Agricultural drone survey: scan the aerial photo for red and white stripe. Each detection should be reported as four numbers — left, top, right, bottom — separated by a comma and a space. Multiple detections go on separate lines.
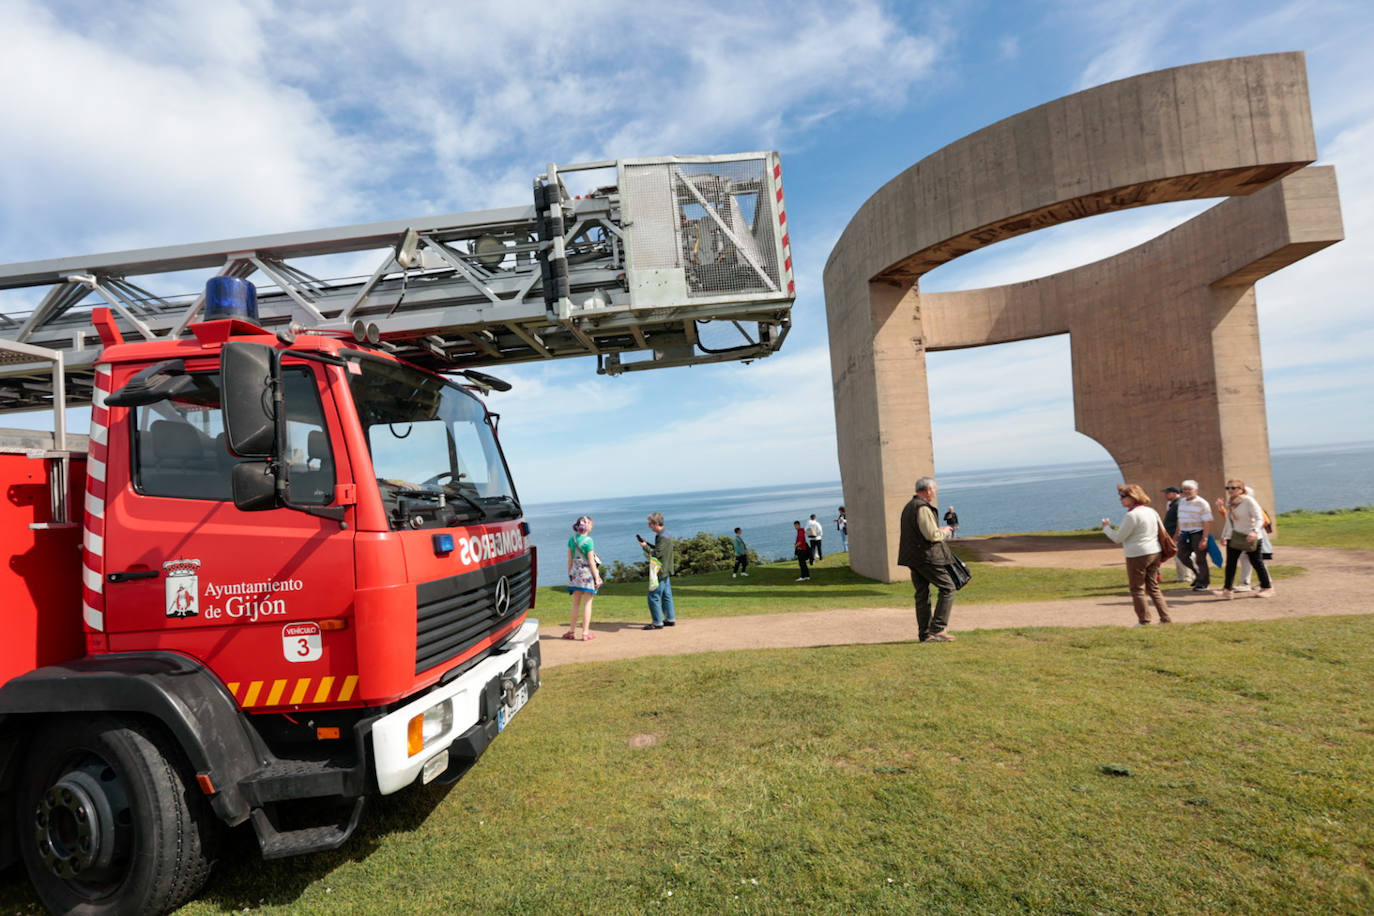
82, 363, 112, 632
772, 157, 795, 297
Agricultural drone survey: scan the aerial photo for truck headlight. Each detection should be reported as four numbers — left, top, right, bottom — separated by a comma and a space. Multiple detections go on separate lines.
407, 700, 453, 756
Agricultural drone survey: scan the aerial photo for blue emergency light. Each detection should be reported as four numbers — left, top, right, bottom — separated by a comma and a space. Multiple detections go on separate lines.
204, 276, 259, 323
432, 533, 455, 556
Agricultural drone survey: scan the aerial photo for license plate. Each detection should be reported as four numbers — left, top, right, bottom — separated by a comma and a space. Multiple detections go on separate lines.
497, 683, 528, 732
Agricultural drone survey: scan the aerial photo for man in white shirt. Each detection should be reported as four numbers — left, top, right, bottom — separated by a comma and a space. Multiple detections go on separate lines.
1173, 479, 1213, 591
806, 514, 824, 561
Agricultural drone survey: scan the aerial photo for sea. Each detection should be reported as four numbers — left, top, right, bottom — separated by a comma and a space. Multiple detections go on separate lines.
522, 442, 1374, 586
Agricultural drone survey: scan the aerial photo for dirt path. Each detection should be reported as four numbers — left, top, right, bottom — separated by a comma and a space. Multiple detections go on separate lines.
536, 541, 1374, 669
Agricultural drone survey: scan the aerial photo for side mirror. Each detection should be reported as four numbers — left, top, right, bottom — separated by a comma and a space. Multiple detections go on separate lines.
221, 342, 277, 457
231, 462, 279, 511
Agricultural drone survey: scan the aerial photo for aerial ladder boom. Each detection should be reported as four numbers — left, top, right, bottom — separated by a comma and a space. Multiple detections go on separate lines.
0, 152, 795, 411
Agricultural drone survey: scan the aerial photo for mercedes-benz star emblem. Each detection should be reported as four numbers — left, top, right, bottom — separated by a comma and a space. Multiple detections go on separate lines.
494, 575, 511, 617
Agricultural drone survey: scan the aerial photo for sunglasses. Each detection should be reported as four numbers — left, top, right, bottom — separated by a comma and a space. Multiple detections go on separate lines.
1225, 486, 1242, 490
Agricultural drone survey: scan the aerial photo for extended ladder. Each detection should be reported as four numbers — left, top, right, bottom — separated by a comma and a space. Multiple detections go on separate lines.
0, 152, 794, 411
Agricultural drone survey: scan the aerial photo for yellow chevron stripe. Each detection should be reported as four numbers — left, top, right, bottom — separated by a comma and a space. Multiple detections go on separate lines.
289, 679, 311, 705
231, 675, 364, 707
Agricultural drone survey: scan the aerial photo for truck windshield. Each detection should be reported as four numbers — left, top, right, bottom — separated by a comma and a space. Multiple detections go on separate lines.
346, 355, 520, 530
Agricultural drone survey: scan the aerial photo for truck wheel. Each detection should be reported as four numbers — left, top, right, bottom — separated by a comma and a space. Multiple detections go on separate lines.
17, 715, 218, 916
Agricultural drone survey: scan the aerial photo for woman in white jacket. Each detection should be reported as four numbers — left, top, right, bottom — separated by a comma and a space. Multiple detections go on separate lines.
1101, 483, 1172, 626
1214, 479, 1274, 599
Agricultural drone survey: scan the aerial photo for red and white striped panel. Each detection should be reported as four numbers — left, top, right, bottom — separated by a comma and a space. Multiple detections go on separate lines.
772, 157, 795, 298
82, 363, 112, 632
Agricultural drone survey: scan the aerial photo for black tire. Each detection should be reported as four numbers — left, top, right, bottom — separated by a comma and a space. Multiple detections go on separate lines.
17, 715, 218, 916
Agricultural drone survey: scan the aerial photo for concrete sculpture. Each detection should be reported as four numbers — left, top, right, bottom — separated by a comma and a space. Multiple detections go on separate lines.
824, 52, 1343, 581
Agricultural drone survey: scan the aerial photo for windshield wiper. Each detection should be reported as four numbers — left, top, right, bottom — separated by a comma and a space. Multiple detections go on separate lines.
441, 485, 488, 520
481, 493, 522, 516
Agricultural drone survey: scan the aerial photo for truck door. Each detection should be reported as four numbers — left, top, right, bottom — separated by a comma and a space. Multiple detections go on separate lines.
102, 363, 357, 698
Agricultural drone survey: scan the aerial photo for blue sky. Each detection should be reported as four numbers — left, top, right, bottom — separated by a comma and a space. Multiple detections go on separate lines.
1, 0, 1370, 503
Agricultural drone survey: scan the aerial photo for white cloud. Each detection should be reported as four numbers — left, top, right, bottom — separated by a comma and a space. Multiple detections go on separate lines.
497, 345, 839, 501
228, 0, 947, 214
0, 0, 364, 261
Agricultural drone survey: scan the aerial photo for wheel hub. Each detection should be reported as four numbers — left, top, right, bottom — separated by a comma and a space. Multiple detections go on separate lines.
33, 766, 125, 881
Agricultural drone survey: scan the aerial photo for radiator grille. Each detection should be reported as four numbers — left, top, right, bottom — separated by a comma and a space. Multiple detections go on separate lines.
415, 553, 533, 674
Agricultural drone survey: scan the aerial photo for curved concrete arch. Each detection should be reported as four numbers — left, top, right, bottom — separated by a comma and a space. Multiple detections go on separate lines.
823, 52, 1343, 582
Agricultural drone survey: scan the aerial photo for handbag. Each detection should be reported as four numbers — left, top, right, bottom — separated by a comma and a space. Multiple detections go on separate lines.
1157, 522, 1177, 561
946, 554, 972, 590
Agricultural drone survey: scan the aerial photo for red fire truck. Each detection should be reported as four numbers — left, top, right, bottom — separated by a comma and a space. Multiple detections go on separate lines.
0, 152, 795, 914
0, 288, 541, 914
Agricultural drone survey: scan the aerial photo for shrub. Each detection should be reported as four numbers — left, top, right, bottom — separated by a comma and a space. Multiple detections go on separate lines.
607, 559, 648, 583
606, 531, 763, 583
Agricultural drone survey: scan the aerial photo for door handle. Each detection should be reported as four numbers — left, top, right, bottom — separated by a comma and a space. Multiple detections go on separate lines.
107, 569, 160, 583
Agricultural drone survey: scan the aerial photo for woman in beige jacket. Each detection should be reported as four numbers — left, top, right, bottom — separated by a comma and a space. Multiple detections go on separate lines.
1214, 478, 1274, 599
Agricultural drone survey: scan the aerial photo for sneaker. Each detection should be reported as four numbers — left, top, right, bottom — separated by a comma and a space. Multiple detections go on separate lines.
732, 573, 737, 578
641, 624, 663, 630
1190, 584, 1210, 592
663, 620, 676, 627
1133, 621, 1152, 627
926, 632, 956, 642
741, 572, 748, 577
1213, 589, 1233, 599
1233, 585, 1252, 592
1257, 588, 1276, 599
795, 576, 809, 581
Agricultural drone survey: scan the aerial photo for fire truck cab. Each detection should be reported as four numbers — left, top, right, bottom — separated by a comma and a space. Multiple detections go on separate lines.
0, 292, 540, 915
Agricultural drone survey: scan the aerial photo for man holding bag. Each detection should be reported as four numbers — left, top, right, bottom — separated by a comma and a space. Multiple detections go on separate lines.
897, 477, 958, 643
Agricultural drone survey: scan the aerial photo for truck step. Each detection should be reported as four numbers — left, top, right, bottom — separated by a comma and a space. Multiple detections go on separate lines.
250, 799, 365, 859
241, 757, 362, 806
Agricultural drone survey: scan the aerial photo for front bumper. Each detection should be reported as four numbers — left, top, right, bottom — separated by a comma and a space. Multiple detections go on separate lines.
370, 618, 540, 795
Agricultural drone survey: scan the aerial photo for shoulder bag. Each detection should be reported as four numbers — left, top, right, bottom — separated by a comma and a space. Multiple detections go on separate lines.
946, 554, 973, 590
1157, 521, 1177, 561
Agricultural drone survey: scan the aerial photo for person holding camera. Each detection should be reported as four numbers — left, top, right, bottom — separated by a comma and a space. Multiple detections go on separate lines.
897, 477, 958, 642
638, 512, 677, 630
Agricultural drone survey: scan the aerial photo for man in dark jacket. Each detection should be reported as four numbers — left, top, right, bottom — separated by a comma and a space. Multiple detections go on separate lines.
897, 477, 958, 642
1160, 485, 1192, 584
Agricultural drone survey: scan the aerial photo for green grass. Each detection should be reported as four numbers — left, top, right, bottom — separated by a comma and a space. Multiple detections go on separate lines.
543, 551, 1303, 623
5, 616, 1344, 915
1273, 506, 1374, 551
